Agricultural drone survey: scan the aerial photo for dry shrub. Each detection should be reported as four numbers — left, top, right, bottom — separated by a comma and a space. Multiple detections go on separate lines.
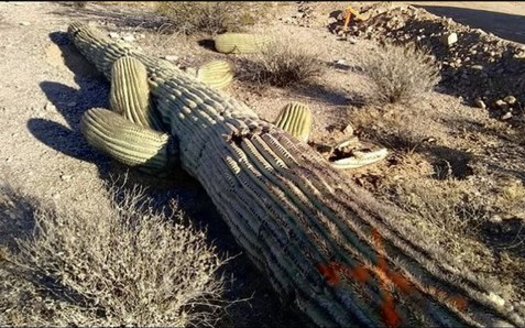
238, 37, 323, 87
0, 182, 227, 327
355, 42, 440, 105
155, 2, 255, 35
349, 105, 441, 152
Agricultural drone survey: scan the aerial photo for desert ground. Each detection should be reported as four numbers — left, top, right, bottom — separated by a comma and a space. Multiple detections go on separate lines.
1, 1, 525, 327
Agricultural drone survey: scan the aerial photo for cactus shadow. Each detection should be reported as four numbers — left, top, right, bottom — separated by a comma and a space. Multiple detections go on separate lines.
197, 38, 216, 52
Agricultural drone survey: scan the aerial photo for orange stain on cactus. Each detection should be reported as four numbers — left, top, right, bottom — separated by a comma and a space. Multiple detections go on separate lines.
450, 295, 469, 312
316, 262, 341, 286
349, 265, 371, 284
315, 228, 469, 327
382, 293, 402, 328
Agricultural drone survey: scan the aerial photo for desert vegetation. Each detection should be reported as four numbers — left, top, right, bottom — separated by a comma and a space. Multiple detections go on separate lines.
236, 36, 324, 87
0, 180, 228, 327
354, 42, 440, 106
1, 1, 525, 327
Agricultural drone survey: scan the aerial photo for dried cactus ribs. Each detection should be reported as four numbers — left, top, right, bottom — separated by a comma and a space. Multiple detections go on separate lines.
68, 22, 525, 328
213, 32, 270, 54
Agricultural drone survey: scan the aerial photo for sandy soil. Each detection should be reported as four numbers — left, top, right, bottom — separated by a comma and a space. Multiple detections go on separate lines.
1, 1, 524, 326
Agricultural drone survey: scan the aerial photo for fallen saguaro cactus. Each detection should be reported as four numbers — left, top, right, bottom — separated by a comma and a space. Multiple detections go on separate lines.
68, 22, 525, 328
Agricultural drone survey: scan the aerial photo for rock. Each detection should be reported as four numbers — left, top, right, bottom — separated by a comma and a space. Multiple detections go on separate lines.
19, 21, 30, 26
336, 59, 347, 66
440, 32, 458, 46
501, 112, 513, 120
495, 99, 508, 109
122, 34, 135, 42
342, 124, 354, 135
474, 98, 486, 109
503, 95, 516, 105
60, 174, 72, 181
109, 32, 120, 39
471, 65, 483, 71
347, 36, 358, 44
163, 55, 179, 62
44, 101, 56, 111
327, 17, 338, 25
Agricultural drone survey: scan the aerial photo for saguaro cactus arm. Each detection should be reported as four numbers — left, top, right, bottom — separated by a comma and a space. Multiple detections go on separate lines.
69, 22, 524, 328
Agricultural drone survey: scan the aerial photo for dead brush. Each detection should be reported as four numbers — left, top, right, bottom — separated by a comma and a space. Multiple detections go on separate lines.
354, 42, 440, 106
237, 36, 324, 88
0, 182, 228, 327
155, 2, 253, 35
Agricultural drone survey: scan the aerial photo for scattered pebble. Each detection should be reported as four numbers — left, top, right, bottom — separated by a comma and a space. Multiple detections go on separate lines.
19, 21, 30, 26
441, 32, 458, 46
67, 101, 77, 107
503, 95, 516, 105
60, 174, 72, 181
109, 32, 119, 39
342, 124, 354, 135
163, 55, 179, 62
44, 101, 56, 111
121, 34, 135, 42
495, 99, 508, 109
501, 112, 513, 120
474, 98, 486, 109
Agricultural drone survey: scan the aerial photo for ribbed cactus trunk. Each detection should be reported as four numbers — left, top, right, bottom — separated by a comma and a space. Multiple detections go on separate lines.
68, 23, 524, 328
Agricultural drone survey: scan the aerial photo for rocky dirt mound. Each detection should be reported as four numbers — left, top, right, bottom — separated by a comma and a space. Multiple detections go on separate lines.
331, 4, 525, 122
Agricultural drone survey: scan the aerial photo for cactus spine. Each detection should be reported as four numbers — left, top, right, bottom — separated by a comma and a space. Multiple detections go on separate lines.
274, 102, 313, 143
110, 56, 164, 131
68, 22, 524, 328
81, 108, 174, 174
214, 33, 270, 54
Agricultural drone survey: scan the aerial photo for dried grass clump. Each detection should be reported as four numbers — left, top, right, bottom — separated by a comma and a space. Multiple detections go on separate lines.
238, 37, 323, 88
0, 182, 227, 327
155, 2, 255, 35
355, 42, 440, 105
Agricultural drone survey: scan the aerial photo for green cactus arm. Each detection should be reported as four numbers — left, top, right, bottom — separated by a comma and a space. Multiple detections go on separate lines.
81, 107, 176, 174
196, 60, 234, 90
68, 22, 524, 328
274, 102, 313, 143
110, 56, 165, 131
213, 33, 270, 54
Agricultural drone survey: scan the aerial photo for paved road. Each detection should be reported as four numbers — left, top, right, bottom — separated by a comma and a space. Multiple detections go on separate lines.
408, 1, 525, 44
